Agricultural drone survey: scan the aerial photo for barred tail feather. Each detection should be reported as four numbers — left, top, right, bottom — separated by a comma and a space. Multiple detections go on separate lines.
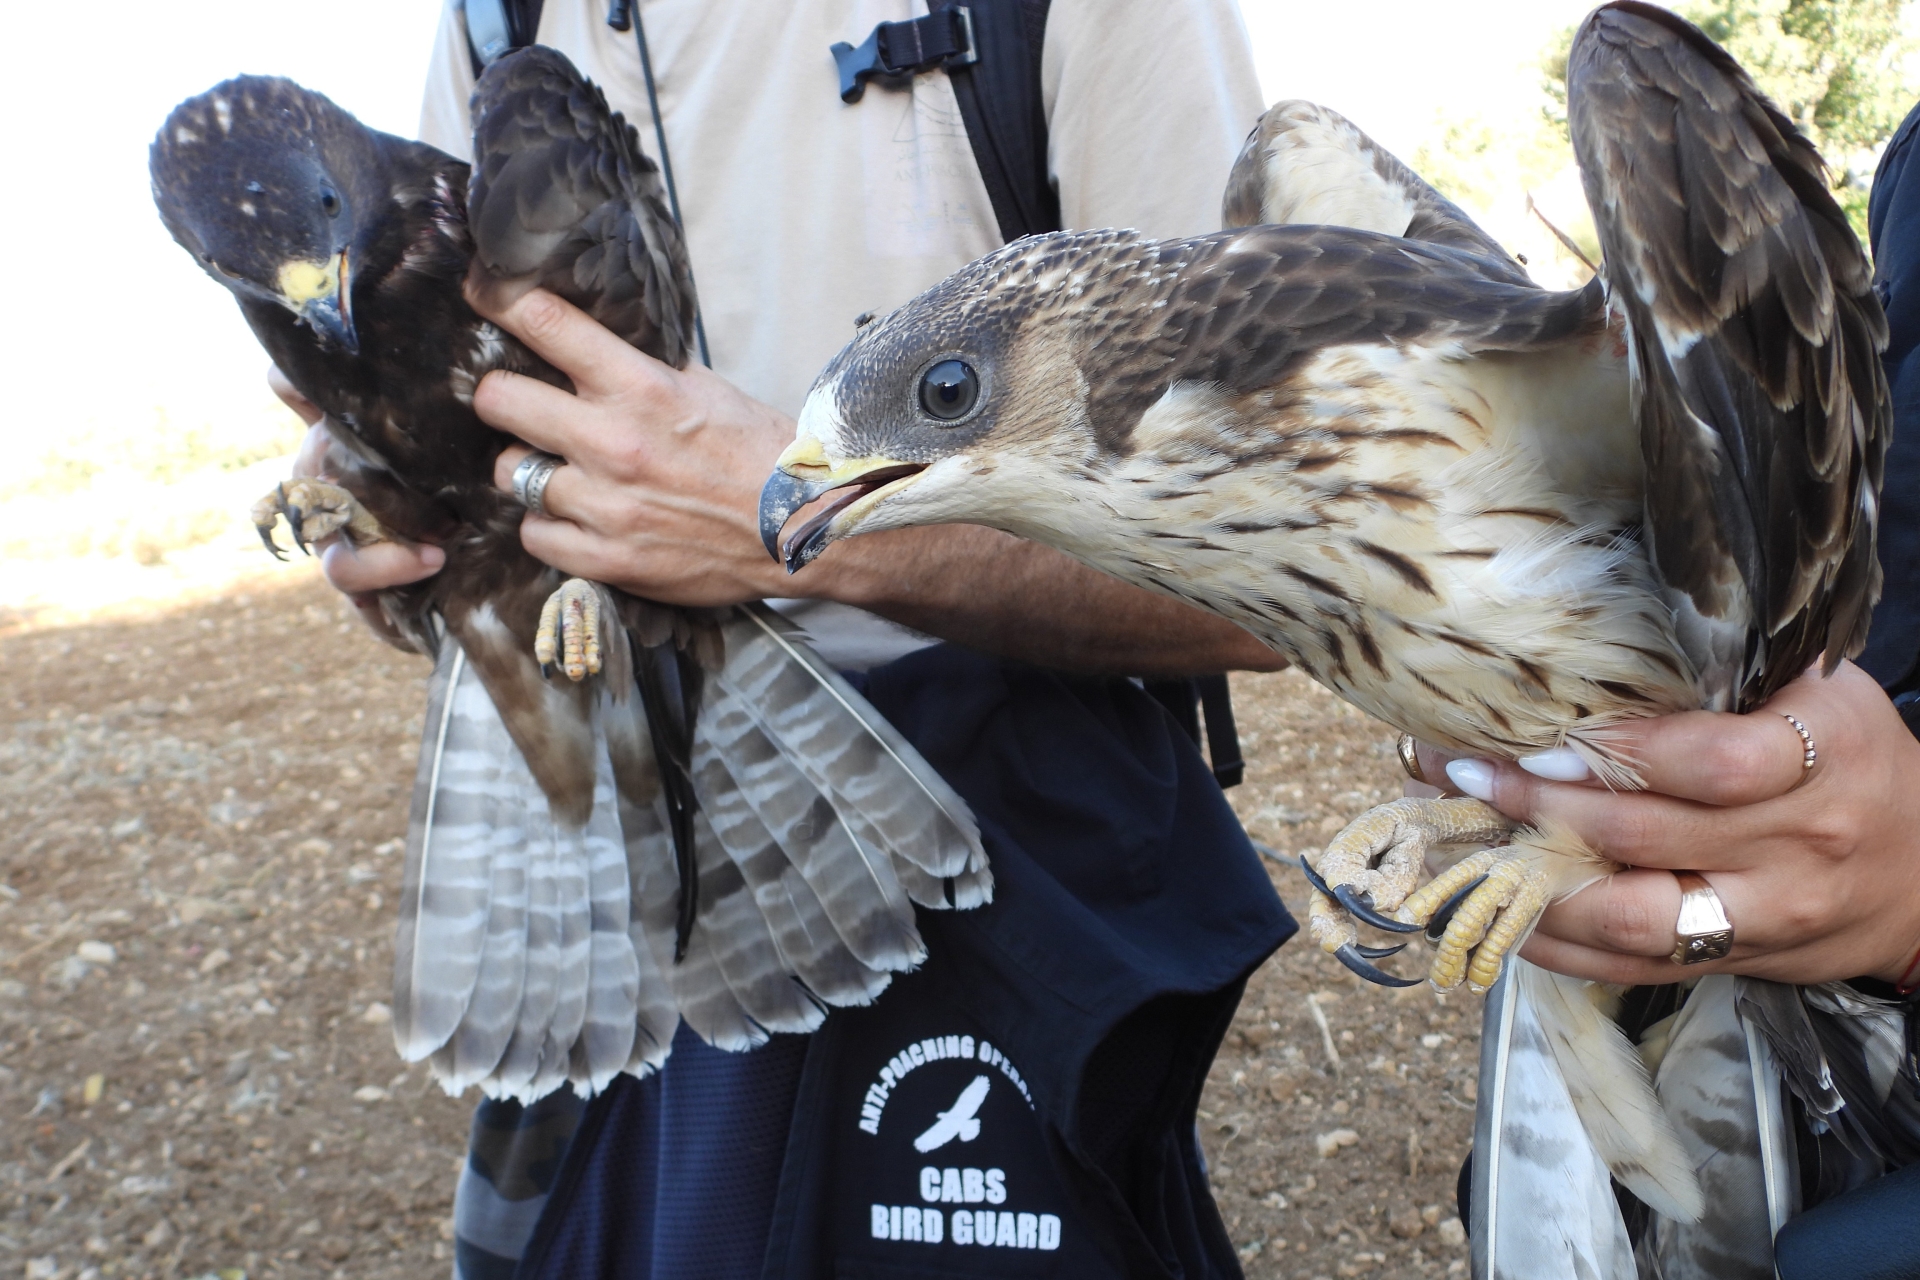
606, 690, 680, 1075
1519, 962, 1703, 1223
571, 712, 641, 1094
490, 826, 561, 1101
393, 643, 493, 1060
1647, 975, 1776, 1276
392, 601, 990, 1100
1476, 959, 1636, 1280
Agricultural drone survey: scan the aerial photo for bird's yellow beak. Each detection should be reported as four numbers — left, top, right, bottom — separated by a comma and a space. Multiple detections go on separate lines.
758, 436, 925, 573
277, 248, 356, 351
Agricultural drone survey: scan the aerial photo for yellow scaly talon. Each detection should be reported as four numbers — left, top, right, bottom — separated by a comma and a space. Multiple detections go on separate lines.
535, 578, 607, 682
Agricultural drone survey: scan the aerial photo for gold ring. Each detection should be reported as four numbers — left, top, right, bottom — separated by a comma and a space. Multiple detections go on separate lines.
1779, 712, 1816, 772
1395, 733, 1427, 785
1671, 871, 1734, 965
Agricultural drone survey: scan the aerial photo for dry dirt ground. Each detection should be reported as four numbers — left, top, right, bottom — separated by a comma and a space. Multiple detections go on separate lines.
1, 570, 1476, 1280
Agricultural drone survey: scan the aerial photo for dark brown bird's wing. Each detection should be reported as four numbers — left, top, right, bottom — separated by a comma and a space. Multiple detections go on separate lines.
465, 45, 696, 367
1568, 1, 1888, 709
1223, 99, 1534, 287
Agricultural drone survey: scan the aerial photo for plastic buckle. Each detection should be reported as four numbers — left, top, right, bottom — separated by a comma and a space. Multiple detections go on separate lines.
832, 7, 977, 104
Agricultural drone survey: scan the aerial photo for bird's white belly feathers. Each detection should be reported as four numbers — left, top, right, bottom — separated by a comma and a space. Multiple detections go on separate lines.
998, 338, 1698, 759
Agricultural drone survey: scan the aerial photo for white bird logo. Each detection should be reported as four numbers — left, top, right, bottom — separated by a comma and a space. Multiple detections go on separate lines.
913, 1075, 991, 1152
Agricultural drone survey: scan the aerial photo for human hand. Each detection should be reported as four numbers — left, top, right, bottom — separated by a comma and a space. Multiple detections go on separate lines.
271, 365, 444, 641
1426, 662, 1920, 987
462, 289, 1287, 673
469, 288, 797, 607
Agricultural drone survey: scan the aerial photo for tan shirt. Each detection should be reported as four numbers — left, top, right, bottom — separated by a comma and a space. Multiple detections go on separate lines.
421, 0, 1262, 414
419, 0, 1264, 664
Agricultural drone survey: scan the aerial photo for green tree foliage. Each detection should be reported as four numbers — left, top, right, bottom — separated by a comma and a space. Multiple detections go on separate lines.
1542, 1, 1916, 236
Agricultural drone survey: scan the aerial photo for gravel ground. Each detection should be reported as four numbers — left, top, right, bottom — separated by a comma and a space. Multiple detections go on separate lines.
1, 571, 1475, 1280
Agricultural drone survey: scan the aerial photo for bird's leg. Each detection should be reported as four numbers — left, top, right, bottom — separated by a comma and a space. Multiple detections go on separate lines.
250, 479, 386, 559
535, 579, 613, 682
1304, 797, 1514, 987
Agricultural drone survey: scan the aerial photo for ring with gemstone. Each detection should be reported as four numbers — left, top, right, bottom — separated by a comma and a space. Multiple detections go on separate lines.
1670, 871, 1734, 965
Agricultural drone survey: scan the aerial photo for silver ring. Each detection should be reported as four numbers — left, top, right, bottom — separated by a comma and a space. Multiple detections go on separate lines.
1671, 871, 1734, 965
511, 451, 565, 517
1779, 712, 1817, 773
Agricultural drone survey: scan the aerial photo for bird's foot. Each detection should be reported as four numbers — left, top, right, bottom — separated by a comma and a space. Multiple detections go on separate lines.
1394, 842, 1559, 993
1303, 797, 1515, 988
250, 479, 385, 559
536, 578, 612, 682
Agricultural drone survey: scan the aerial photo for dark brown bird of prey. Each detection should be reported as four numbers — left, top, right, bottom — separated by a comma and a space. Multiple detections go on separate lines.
152, 47, 987, 1104
762, 3, 1902, 1264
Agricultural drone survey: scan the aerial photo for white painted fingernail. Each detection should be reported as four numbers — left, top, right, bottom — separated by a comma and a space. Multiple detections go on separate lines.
1517, 747, 1592, 782
1445, 758, 1495, 800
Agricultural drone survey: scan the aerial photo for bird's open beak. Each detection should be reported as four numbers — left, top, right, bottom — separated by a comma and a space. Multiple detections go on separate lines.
758, 436, 925, 574
277, 248, 356, 352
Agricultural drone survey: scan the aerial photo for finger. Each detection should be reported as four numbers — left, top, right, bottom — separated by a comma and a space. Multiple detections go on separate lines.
1577, 706, 1812, 805
515, 511, 631, 587
465, 286, 659, 401
291, 422, 335, 480
1452, 759, 1776, 870
471, 363, 602, 458
1531, 867, 1686, 958
1516, 931, 1711, 986
317, 536, 445, 594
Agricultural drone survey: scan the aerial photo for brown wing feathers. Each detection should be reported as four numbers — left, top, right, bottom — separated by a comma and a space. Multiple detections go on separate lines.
466, 45, 695, 364
1569, 1, 1889, 707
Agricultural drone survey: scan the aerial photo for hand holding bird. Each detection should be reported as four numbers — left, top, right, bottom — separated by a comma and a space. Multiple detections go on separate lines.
1461, 662, 1920, 988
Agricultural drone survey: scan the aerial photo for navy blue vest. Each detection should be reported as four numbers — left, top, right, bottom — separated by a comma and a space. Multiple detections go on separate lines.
513, 646, 1294, 1279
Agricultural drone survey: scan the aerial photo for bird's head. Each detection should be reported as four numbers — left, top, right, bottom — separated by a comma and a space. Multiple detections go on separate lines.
760, 228, 1204, 572
151, 76, 384, 353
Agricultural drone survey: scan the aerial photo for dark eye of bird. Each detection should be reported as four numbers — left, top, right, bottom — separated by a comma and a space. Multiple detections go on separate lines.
918, 360, 979, 422
320, 186, 342, 217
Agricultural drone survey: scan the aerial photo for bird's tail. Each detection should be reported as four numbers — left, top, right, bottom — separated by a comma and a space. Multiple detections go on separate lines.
1518, 962, 1703, 1223
392, 607, 988, 1101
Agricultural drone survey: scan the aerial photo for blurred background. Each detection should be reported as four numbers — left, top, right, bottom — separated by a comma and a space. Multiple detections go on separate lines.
1, 0, 1915, 628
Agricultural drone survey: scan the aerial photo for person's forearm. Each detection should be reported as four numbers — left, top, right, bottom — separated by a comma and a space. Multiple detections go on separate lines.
795, 522, 1285, 676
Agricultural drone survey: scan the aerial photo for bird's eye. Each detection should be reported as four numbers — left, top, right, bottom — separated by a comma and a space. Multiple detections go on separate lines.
320, 186, 342, 217
918, 360, 979, 422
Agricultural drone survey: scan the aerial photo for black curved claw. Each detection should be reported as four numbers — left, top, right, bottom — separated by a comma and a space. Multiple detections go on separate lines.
1298, 856, 1423, 934
1297, 856, 1337, 898
1333, 883, 1424, 934
285, 506, 310, 555
255, 522, 288, 561
1333, 943, 1423, 987
1424, 874, 1490, 944
1353, 941, 1408, 960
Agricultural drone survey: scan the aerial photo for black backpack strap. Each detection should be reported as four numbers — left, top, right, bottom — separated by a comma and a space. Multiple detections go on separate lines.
930, 0, 1059, 243
463, 0, 546, 73
1142, 677, 1245, 790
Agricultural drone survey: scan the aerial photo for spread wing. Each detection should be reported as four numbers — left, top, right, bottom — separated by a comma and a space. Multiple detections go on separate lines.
396, 608, 990, 1100
1568, 1, 1889, 710
465, 44, 696, 368
389, 48, 989, 1100
1224, 99, 1533, 287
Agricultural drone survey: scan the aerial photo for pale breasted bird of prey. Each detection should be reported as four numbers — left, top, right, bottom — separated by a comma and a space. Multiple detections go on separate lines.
152, 46, 988, 1104
762, 3, 1914, 1267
